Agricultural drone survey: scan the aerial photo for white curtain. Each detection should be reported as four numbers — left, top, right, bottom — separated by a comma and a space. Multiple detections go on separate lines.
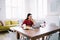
6, 0, 25, 19
5, 0, 47, 20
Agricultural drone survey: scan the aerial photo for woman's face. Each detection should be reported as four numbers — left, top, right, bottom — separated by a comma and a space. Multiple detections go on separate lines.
28, 15, 32, 20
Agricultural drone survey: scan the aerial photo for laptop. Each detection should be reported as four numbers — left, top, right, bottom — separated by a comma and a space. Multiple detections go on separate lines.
32, 22, 41, 29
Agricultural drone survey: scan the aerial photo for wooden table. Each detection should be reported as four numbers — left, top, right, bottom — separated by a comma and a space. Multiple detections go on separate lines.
10, 24, 60, 40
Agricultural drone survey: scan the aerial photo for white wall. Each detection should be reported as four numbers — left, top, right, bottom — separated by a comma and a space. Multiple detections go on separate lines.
47, 0, 60, 26
47, 0, 60, 16
0, 0, 6, 20
46, 16, 59, 26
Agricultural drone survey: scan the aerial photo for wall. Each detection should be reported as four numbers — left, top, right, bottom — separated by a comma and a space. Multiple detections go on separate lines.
0, 0, 6, 20
47, 0, 60, 16
46, 16, 59, 26
47, 0, 60, 26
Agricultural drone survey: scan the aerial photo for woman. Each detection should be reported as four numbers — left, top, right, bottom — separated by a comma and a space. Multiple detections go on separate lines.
21, 13, 34, 40
22, 13, 34, 28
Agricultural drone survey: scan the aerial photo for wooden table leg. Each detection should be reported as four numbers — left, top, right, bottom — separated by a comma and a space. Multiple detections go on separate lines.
42, 37, 44, 40
31, 38, 36, 40
17, 32, 20, 39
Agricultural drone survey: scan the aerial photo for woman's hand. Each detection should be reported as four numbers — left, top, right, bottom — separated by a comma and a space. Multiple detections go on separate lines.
31, 19, 35, 25
30, 18, 33, 21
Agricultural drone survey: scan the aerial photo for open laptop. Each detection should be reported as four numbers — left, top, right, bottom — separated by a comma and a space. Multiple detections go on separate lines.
32, 22, 41, 29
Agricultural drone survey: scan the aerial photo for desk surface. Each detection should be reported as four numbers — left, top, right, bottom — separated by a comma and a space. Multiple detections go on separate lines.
12, 24, 60, 38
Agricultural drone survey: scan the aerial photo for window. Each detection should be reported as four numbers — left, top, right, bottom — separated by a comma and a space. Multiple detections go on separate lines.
38, 0, 47, 19
6, 0, 25, 19
6, 0, 47, 20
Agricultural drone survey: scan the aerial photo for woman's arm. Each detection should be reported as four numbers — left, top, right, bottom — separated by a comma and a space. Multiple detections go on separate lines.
21, 20, 26, 28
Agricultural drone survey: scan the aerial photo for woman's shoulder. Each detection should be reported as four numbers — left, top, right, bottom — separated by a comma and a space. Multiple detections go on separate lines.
24, 19, 27, 21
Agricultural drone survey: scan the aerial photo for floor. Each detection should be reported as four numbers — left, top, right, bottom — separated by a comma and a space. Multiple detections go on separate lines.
0, 31, 59, 40
0, 32, 17, 40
